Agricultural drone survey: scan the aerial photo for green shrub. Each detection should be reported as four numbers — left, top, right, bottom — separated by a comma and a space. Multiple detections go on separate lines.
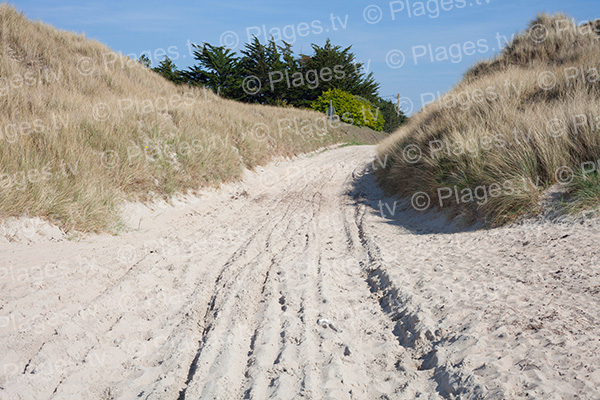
311, 89, 384, 131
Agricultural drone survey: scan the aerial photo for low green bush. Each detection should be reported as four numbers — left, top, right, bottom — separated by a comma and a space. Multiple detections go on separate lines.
311, 89, 384, 131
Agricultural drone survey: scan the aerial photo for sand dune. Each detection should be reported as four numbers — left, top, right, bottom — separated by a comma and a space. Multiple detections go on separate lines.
1, 146, 598, 399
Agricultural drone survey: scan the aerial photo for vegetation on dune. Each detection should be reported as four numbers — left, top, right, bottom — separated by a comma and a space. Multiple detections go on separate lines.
0, 4, 385, 232
376, 13, 600, 225
152, 37, 407, 133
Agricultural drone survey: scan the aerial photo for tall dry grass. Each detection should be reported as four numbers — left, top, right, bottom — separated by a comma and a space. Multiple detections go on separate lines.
377, 13, 600, 224
0, 4, 383, 232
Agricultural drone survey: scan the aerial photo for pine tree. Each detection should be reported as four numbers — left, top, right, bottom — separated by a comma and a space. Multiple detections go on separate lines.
152, 56, 184, 84
138, 54, 151, 68
301, 39, 380, 103
374, 98, 408, 133
239, 37, 289, 104
184, 43, 242, 98
239, 37, 269, 103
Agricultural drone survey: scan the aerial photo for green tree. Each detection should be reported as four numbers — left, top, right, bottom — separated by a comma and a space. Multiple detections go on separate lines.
276, 41, 303, 106
152, 56, 185, 84
239, 37, 268, 103
374, 98, 408, 133
184, 43, 241, 98
239, 37, 288, 104
138, 54, 151, 68
300, 39, 380, 105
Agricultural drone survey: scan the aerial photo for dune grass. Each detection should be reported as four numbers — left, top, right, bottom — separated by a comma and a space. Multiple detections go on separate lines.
376, 13, 600, 225
0, 4, 384, 232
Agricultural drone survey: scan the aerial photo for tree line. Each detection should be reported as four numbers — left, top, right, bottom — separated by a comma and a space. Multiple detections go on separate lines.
147, 38, 407, 132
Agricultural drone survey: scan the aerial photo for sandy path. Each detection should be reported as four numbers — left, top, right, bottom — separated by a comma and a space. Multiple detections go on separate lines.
0, 146, 598, 399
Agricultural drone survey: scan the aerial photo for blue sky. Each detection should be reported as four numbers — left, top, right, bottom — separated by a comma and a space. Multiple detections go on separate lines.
12, 0, 600, 114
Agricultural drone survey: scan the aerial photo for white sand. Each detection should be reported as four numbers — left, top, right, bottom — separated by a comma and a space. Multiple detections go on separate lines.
0, 146, 598, 399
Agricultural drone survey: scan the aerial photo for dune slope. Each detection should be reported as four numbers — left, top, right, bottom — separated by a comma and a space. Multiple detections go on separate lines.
377, 14, 600, 224
0, 4, 383, 232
